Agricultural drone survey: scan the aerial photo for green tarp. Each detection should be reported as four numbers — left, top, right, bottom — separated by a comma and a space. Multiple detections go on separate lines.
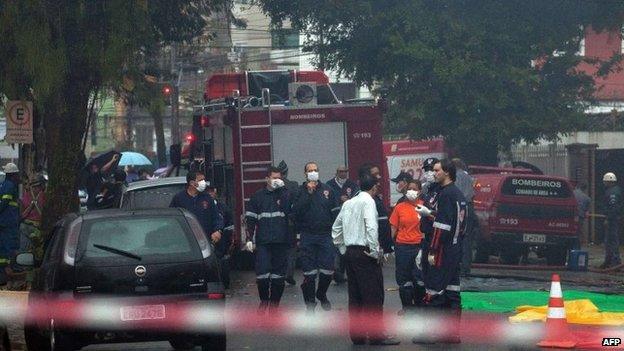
463, 290, 624, 313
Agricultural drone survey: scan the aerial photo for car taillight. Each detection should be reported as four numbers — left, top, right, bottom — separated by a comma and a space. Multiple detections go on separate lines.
184, 214, 212, 259
63, 218, 83, 266
208, 293, 224, 299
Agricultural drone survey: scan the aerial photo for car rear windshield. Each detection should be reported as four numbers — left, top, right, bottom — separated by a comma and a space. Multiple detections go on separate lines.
77, 216, 199, 264
121, 184, 186, 209
501, 177, 572, 198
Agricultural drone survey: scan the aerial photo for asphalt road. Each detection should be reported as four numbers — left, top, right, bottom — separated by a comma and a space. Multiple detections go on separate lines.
73, 254, 622, 351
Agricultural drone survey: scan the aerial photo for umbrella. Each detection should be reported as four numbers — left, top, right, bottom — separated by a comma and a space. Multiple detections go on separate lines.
80, 150, 122, 188
84, 150, 122, 171
119, 151, 152, 166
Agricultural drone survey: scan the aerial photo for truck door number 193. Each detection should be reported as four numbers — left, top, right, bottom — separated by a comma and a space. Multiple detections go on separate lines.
353, 132, 372, 139
499, 218, 519, 225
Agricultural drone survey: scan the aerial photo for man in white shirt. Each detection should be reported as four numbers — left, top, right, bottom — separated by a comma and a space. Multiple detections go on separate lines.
332, 175, 400, 346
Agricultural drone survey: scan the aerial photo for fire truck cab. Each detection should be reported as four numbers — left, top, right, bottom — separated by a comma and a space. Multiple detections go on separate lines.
188, 70, 386, 256
471, 166, 579, 265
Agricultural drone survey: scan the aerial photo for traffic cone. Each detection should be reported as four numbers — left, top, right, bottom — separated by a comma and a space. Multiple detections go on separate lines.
537, 274, 577, 349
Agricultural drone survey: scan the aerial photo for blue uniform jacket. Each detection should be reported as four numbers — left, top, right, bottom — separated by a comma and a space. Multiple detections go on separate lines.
245, 187, 291, 244
0, 179, 19, 231
170, 190, 224, 237
293, 182, 340, 235
326, 178, 359, 201
605, 185, 623, 219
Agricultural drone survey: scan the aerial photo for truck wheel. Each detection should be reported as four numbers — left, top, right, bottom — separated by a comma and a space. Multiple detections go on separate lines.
546, 247, 568, 266
500, 246, 521, 265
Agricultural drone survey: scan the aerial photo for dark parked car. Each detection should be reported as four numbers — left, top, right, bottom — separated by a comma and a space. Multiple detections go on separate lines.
120, 177, 187, 210
18, 208, 226, 351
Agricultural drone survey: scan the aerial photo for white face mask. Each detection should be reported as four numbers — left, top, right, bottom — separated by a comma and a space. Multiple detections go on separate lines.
307, 171, 319, 182
406, 189, 419, 201
423, 171, 435, 183
336, 177, 346, 185
270, 178, 285, 189
195, 180, 207, 192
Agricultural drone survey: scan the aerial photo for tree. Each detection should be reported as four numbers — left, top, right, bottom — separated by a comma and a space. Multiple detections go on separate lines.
0, 1, 225, 233
257, 0, 624, 164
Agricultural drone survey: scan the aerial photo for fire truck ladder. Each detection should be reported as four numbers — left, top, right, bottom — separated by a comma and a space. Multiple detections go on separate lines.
238, 88, 273, 202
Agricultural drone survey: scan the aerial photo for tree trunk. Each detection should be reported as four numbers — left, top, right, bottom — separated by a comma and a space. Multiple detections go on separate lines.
152, 111, 167, 167
41, 82, 89, 235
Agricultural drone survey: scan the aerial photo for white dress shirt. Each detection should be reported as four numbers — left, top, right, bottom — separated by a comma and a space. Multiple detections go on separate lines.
332, 191, 379, 255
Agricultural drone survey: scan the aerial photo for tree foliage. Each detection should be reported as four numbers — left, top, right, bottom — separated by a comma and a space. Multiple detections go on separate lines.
0, 0, 224, 232
257, 0, 624, 163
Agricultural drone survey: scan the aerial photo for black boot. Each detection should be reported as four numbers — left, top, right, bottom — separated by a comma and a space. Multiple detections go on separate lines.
316, 273, 333, 311
398, 286, 415, 313
257, 278, 270, 313
413, 285, 426, 308
269, 277, 285, 311
301, 276, 317, 312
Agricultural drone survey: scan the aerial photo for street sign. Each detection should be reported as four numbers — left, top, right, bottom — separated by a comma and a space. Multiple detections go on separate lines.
4, 100, 33, 144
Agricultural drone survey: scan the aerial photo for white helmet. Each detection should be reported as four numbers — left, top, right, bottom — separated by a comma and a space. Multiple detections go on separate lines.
2, 163, 19, 174
603, 172, 617, 182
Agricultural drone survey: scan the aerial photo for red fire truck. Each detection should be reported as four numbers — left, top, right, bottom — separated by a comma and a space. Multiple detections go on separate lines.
187, 70, 386, 255
471, 166, 579, 265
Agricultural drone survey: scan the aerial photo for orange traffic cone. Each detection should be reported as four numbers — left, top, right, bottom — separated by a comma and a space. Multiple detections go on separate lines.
537, 274, 577, 349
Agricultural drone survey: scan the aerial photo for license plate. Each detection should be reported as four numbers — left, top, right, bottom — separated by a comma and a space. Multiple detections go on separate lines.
120, 304, 166, 321
523, 234, 546, 243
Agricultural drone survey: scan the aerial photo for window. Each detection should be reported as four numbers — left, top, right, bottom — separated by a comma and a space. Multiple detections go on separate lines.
501, 177, 572, 198
121, 184, 186, 209
78, 216, 197, 264
271, 28, 299, 49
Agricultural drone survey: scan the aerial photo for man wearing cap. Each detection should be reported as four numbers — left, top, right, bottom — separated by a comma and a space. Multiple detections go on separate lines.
601, 172, 622, 269
391, 171, 414, 205
0, 163, 21, 283
420, 157, 439, 197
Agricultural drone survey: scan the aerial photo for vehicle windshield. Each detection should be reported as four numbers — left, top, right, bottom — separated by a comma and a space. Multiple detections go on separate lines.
77, 216, 198, 264
121, 184, 186, 209
501, 177, 572, 198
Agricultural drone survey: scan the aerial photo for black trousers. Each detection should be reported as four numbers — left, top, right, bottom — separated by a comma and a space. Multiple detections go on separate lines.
344, 246, 385, 343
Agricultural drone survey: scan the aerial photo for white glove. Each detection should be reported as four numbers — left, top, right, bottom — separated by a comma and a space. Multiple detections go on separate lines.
428, 253, 435, 266
416, 205, 432, 217
244, 241, 255, 252
415, 249, 423, 271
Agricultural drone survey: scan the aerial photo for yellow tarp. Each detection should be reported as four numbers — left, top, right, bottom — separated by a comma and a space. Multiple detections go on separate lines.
509, 299, 624, 326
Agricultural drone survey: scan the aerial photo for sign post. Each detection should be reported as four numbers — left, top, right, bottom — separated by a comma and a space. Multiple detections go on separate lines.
5, 100, 33, 144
